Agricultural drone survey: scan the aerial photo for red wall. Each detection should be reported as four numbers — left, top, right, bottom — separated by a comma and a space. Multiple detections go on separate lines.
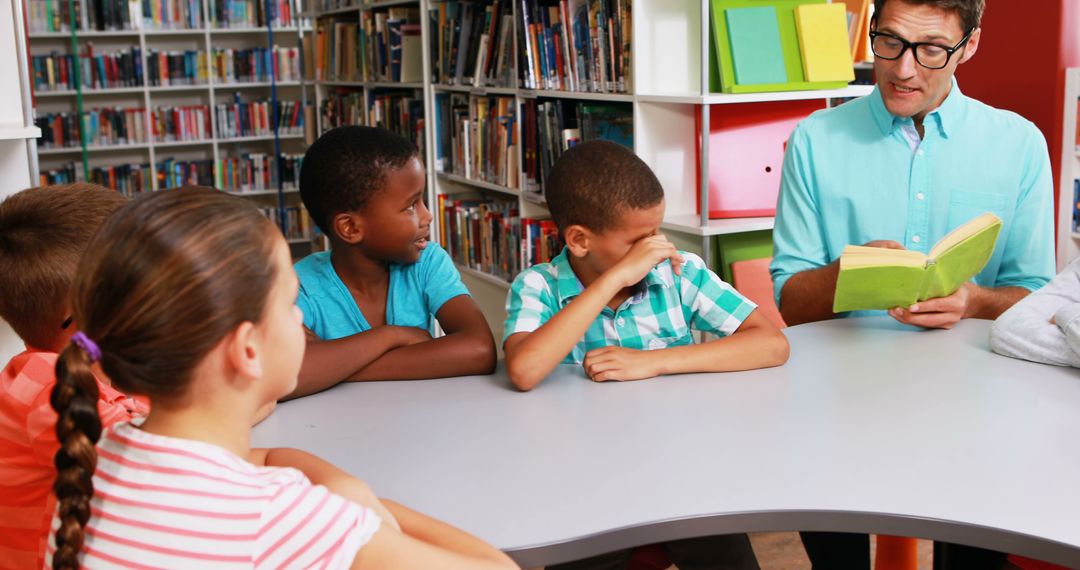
957, 1, 1080, 227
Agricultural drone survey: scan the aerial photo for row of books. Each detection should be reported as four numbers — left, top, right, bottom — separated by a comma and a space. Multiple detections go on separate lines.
147, 49, 206, 86
208, 0, 299, 29
313, 9, 422, 83
367, 92, 424, 156
429, 0, 514, 88
39, 162, 152, 196
259, 205, 314, 241
521, 98, 631, 193
215, 98, 304, 138
36, 107, 148, 148
434, 93, 518, 189
144, 0, 202, 29
28, 0, 82, 32
518, 0, 632, 93
39, 154, 303, 195
319, 90, 364, 130
437, 194, 563, 283
32, 47, 143, 92
216, 152, 303, 193
211, 46, 303, 84
28, 0, 149, 33
151, 105, 212, 141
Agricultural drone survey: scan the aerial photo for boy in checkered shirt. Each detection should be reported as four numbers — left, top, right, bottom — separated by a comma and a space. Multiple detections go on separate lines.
502, 140, 788, 568
504, 139, 789, 391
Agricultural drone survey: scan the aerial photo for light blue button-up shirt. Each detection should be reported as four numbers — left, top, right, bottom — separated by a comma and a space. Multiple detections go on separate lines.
770, 80, 1054, 315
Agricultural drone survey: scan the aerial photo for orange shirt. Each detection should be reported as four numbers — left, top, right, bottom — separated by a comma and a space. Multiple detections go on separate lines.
0, 350, 147, 570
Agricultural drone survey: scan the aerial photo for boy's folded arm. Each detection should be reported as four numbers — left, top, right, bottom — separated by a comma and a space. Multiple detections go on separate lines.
288, 326, 415, 399
504, 270, 627, 391
346, 295, 497, 381
656, 311, 790, 375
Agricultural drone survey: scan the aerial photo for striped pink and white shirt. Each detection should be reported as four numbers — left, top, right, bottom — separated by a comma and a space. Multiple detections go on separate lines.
46, 422, 380, 569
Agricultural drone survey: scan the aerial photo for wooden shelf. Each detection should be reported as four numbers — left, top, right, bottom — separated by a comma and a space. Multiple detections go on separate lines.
317, 80, 422, 89
432, 84, 518, 95
30, 29, 138, 38
227, 187, 300, 196
149, 84, 210, 93
36, 87, 145, 97
457, 265, 512, 289
38, 143, 150, 155
153, 139, 213, 148
218, 134, 304, 143
519, 89, 633, 102
637, 84, 874, 105
213, 81, 304, 89
661, 214, 775, 237
437, 172, 519, 197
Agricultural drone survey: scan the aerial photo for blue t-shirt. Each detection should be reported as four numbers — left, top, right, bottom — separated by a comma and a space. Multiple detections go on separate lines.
295, 244, 470, 340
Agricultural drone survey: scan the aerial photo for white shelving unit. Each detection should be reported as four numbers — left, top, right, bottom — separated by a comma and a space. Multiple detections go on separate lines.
420, 0, 873, 338
28, 0, 319, 246
1, 0, 45, 363
1057, 67, 1080, 270
29, 1, 315, 196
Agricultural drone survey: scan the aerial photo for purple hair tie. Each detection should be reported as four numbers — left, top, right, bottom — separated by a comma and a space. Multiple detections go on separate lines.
71, 331, 102, 363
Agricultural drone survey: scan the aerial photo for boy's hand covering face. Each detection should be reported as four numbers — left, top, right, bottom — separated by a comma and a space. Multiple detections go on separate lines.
610, 235, 684, 288
582, 346, 662, 382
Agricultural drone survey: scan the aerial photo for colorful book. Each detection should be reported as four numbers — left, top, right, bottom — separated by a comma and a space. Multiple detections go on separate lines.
794, 3, 856, 82
833, 213, 1003, 312
725, 6, 786, 85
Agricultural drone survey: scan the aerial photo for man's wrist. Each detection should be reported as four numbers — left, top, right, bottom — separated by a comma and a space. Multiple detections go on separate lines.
962, 282, 985, 319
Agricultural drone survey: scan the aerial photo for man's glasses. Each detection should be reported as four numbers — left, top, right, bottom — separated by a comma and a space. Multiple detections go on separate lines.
869, 27, 975, 70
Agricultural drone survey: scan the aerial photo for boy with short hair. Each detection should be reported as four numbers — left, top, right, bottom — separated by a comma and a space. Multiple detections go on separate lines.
0, 183, 147, 569
502, 140, 789, 569
293, 126, 496, 397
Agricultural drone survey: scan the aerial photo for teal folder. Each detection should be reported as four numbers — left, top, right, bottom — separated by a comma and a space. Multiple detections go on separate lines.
725, 6, 788, 85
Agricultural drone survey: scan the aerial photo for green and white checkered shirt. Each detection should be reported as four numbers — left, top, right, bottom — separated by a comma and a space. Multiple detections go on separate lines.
503, 247, 757, 364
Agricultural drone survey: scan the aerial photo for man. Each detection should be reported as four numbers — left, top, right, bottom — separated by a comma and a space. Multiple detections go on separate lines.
770, 0, 1053, 567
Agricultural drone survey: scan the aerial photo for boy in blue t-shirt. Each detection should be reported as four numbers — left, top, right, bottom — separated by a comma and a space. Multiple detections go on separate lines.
292, 126, 495, 397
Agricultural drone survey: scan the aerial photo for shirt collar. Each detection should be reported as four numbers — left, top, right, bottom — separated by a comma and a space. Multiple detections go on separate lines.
870, 77, 963, 140
551, 247, 671, 306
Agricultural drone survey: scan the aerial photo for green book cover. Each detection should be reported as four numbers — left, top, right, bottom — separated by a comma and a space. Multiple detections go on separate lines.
725, 6, 787, 85
833, 213, 1002, 313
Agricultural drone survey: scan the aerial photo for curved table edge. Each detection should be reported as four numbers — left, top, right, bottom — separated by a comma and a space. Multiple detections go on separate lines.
504, 510, 1080, 568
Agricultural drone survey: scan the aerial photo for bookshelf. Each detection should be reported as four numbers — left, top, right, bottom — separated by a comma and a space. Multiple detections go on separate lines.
425, 0, 873, 338
27, 0, 319, 247
2, 0, 45, 364
1057, 67, 1080, 269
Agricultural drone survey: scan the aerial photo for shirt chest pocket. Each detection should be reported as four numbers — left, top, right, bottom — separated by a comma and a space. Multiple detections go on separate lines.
946, 190, 1007, 233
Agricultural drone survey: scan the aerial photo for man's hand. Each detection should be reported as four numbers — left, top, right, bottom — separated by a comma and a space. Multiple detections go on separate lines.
863, 239, 905, 250
582, 346, 663, 382
609, 235, 685, 288
889, 282, 972, 329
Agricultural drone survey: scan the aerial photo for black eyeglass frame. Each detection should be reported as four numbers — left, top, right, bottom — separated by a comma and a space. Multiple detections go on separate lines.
868, 27, 976, 70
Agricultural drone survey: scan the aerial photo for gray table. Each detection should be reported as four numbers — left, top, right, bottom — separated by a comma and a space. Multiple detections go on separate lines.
252, 317, 1080, 568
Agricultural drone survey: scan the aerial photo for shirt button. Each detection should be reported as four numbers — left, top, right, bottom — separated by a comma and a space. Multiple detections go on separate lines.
916, 148, 925, 156
912, 235, 921, 244
916, 192, 925, 201
616, 318, 625, 327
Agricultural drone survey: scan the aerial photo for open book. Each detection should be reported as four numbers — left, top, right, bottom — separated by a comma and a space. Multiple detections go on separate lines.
833, 212, 1003, 312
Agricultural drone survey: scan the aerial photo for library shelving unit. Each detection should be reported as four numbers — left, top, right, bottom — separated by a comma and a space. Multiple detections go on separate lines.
424, 0, 874, 338
1, 0, 45, 364
306, 0, 427, 152
1056, 67, 1080, 269
27, 0, 319, 248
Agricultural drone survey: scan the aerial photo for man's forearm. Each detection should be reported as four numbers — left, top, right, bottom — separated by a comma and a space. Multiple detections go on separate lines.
966, 285, 1030, 320
778, 262, 840, 326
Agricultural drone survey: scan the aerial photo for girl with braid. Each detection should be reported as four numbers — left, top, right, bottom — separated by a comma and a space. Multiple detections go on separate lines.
46, 187, 515, 570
